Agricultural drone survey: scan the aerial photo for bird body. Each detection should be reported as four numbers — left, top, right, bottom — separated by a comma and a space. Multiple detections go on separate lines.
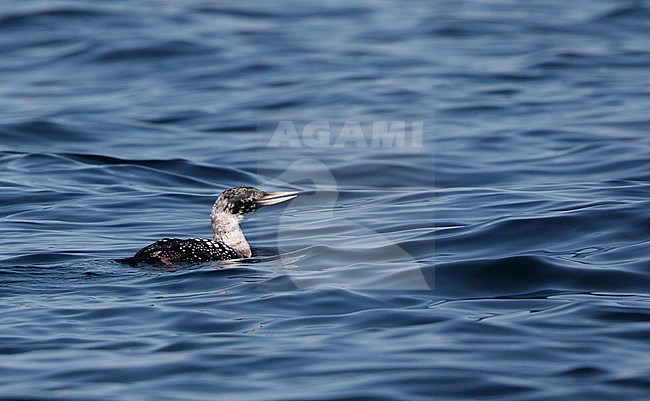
121, 187, 297, 266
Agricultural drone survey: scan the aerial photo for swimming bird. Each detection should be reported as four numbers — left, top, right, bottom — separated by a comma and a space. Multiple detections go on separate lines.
121, 187, 297, 266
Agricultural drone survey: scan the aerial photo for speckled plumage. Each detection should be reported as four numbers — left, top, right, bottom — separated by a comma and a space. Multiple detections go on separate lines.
126, 238, 241, 265
121, 186, 297, 266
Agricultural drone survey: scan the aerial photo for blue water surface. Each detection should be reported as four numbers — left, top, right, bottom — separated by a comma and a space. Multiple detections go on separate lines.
1, 1, 649, 400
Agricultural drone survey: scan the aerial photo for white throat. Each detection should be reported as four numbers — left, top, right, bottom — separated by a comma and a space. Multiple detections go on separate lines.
210, 210, 251, 258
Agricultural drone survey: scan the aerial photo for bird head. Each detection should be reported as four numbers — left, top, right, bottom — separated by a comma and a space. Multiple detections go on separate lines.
213, 186, 298, 218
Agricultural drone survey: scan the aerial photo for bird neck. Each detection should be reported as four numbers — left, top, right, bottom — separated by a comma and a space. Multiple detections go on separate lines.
210, 210, 251, 258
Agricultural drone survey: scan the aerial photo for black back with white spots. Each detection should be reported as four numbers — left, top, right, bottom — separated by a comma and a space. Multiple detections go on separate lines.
122, 238, 242, 266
